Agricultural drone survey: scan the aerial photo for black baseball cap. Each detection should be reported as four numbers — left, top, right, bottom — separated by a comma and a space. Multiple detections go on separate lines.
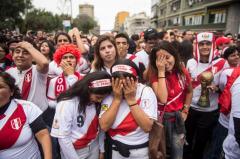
144, 28, 158, 41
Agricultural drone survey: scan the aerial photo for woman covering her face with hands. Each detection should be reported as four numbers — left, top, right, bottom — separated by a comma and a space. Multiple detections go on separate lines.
99, 59, 158, 159
147, 41, 193, 159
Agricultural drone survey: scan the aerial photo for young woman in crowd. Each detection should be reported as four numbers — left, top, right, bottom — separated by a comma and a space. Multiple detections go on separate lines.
147, 41, 193, 159
51, 71, 112, 159
0, 72, 52, 159
39, 40, 55, 62
99, 59, 158, 159
91, 35, 119, 74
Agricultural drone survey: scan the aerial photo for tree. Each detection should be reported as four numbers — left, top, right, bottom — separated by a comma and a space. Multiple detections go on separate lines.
0, 0, 32, 29
73, 14, 98, 34
24, 9, 67, 32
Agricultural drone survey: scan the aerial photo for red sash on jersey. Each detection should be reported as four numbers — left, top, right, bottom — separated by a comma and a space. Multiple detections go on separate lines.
192, 59, 225, 89
54, 72, 82, 97
73, 116, 98, 149
219, 68, 240, 115
108, 99, 141, 137
128, 54, 136, 61
21, 68, 32, 100
0, 103, 26, 150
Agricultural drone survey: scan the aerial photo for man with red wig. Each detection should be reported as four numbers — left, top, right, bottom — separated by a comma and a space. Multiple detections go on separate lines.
47, 44, 83, 108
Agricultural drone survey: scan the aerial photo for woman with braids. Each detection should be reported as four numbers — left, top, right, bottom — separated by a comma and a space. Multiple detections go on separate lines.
147, 41, 193, 159
51, 71, 112, 159
0, 72, 52, 159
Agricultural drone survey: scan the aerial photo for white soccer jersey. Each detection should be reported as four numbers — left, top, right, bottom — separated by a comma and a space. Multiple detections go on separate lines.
0, 99, 42, 159
223, 76, 240, 159
135, 50, 149, 70
48, 58, 90, 78
47, 74, 79, 108
99, 83, 158, 145
126, 54, 141, 68
6, 65, 48, 111
186, 58, 227, 112
51, 98, 100, 150
218, 68, 234, 128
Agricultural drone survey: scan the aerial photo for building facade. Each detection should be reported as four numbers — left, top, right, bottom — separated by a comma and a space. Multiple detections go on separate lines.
151, 0, 240, 34
79, 4, 94, 18
114, 11, 129, 32
124, 12, 151, 36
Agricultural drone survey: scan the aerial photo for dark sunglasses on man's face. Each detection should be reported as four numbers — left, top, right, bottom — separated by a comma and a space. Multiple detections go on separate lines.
198, 41, 212, 47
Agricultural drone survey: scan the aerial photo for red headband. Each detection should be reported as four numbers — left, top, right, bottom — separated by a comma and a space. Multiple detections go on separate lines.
53, 44, 81, 65
111, 64, 137, 77
89, 79, 111, 88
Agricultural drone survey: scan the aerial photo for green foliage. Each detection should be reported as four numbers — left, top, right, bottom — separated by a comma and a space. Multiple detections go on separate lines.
24, 9, 71, 32
73, 14, 97, 34
0, 0, 32, 29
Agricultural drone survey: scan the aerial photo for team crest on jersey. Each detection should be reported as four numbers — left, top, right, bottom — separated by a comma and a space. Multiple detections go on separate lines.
11, 118, 22, 130
101, 104, 108, 111
25, 72, 32, 82
52, 119, 59, 129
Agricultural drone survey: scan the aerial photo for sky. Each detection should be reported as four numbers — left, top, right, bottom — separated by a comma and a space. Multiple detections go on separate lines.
32, 0, 151, 32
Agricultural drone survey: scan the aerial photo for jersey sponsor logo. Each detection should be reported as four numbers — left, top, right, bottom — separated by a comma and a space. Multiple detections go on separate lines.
52, 119, 59, 129
11, 118, 22, 130
141, 99, 150, 109
101, 104, 108, 111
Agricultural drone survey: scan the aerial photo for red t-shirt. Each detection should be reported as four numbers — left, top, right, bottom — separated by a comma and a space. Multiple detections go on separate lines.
151, 68, 191, 112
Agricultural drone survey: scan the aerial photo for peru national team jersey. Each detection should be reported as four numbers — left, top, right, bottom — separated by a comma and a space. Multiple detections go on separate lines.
223, 76, 240, 158
51, 97, 99, 150
126, 54, 141, 68
99, 83, 158, 145
47, 74, 79, 108
186, 58, 227, 112
218, 68, 234, 128
0, 99, 42, 159
6, 65, 48, 111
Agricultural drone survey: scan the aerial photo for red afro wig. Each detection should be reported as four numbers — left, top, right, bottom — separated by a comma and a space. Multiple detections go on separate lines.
53, 44, 81, 65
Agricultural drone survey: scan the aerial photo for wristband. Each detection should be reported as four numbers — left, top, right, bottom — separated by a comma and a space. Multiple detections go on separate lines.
129, 103, 138, 107
158, 76, 166, 79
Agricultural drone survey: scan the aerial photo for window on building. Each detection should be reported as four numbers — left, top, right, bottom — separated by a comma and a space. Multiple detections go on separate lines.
209, 10, 226, 24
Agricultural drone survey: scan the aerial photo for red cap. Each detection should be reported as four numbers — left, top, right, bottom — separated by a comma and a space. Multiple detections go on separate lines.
216, 37, 230, 46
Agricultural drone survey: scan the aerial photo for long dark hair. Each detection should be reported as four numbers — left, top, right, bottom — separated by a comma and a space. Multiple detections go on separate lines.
0, 72, 21, 99
93, 35, 119, 70
57, 71, 112, 113
148, 41, 185, 79
39, 40, 55, 61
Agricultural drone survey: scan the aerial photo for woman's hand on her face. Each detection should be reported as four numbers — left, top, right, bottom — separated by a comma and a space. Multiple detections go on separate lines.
112, 77, 123, 100
156, 54, 167, 73
123, 77, 137, 105
60, 61, 74, 76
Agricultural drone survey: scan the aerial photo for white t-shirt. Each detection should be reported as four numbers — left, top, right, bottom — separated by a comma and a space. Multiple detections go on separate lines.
0, 99, 42, 159
47, 75, 79, 108
135, 50, 149, 70
48, 58, 90, 78
223, 76, 240, 159
6, 65, 48, 111
51, 98, 100, 149
99, 83, 157, 145
186, 58, 227, 112
218, 68, 234, 128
